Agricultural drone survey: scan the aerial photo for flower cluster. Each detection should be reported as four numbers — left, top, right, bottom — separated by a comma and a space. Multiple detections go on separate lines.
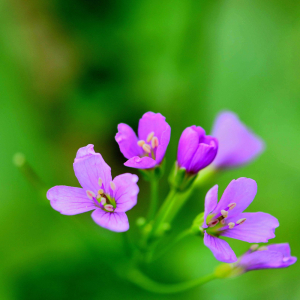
46, 110, 296, 292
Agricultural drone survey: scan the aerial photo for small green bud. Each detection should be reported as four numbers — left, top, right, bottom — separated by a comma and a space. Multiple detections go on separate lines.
13, 153, 26, 167
136, 217, 146, 227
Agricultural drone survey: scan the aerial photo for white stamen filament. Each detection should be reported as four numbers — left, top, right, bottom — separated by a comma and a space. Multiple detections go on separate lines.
142, 143, 151, 154
221, 210, 228, 218
137, 140, 145, 147
258, 246, 268, 251
236, 218, 247, 225
228, 222, 235, 229
250, 244, 259, 251
86, 190, 95, 199
105, 204, 114, 212
98, 178, 102, 187
110, 181, 116, 191
151, 136, 159, 148
229, 203, 236, 210
96, 194, 101, 199
147, 131, 155, 142
101, 197, 106, 205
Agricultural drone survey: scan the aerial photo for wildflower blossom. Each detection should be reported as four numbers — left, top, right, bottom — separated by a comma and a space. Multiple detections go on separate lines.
47, 145, 139, 232
202, 178, 279, 263
211, 111, 265, 169
235, 243, 297, 273
177, 126, 218, 174
115, 112, 171, 169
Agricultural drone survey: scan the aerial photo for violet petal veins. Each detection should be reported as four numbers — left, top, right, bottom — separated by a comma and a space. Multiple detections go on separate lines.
177, 126, 218, 174
212, 111, 265, 169
47, 144, 139, 232
115, 112, 171, 169
202, 178, 279, 263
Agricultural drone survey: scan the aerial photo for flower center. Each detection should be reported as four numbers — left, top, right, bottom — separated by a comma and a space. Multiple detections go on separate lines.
86, 178, 117, 212
205, 202, 247, 235
137, 131, 159, 160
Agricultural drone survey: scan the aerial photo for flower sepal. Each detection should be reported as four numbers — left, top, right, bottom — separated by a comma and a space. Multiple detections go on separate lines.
168, 162, 197, 192
191, 212, 205, 235
214, 263, 240, 278
138, 159, 166, 181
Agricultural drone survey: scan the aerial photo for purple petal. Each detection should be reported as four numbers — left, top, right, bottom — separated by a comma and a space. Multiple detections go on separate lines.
220, 212, 279, 243
124, 156, 156, 169
213, 178, 257, 217
115, 123, 143, 159
203, 185, 218, 229
187, 137, 218, 173
112, 173, 139, 212
73, 145, 112, 193
74, 144, 96, 163
267, 243, 291, 257
91, 209, 129, 232
239, 250, 286, 271
47, 186, 95, 215
204, 232, 237, 263
138, 112, 169, 142
155, 122, 171, 164
212, 111, 265, 169
177, 127, 201, 169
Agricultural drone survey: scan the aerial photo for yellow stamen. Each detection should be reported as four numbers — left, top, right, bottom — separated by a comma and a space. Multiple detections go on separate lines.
151, 136, 159, 148
228, 222, 235, 229
86, 190, 95, 199
137, 140, 145, 147
221, 210, 228, 218
142, 143, 151, 154
98, 178, 102, 187
110, 181, 116, 191
147, 131, 155, 142
250, 244, 259, 251
236, 218, 247, 225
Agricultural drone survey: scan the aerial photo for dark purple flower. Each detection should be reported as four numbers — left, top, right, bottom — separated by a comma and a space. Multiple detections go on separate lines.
47, 144, 139, 232
211, 111, 265, 169
236, 243, 297, 272
177, 126, 218, 174
115, 112, 171, 169
202, 178, 279, 263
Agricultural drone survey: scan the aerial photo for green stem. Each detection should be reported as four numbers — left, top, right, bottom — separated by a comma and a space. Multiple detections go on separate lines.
147, 176, 159, 221
147, 188, 177, 239
126, 268, 216, 294
150, 228, 192, 262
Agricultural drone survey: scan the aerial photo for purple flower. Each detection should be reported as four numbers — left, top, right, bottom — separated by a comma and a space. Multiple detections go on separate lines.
177, 126, 218, 174
202, 178, 279, 263
236, 243, 297, 272
47, 144, 139, 232
115, 112, 171, 169
211, 111, 265, 169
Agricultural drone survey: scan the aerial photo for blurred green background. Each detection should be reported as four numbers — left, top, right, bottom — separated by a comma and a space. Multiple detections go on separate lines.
1, 0, 299, 299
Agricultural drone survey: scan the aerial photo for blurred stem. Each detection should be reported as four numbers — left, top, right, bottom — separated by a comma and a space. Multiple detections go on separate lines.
13, 153, 47, 196
147, 167, 217, 242
122, 231, 133, 257
147, 175, 159, 221
147, 188, 177, 240
148, 228, 192, 262
126, 268, 216, 294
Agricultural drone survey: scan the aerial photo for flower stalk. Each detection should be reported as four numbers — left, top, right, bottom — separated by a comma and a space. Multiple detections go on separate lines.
125, 268, 216, 294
